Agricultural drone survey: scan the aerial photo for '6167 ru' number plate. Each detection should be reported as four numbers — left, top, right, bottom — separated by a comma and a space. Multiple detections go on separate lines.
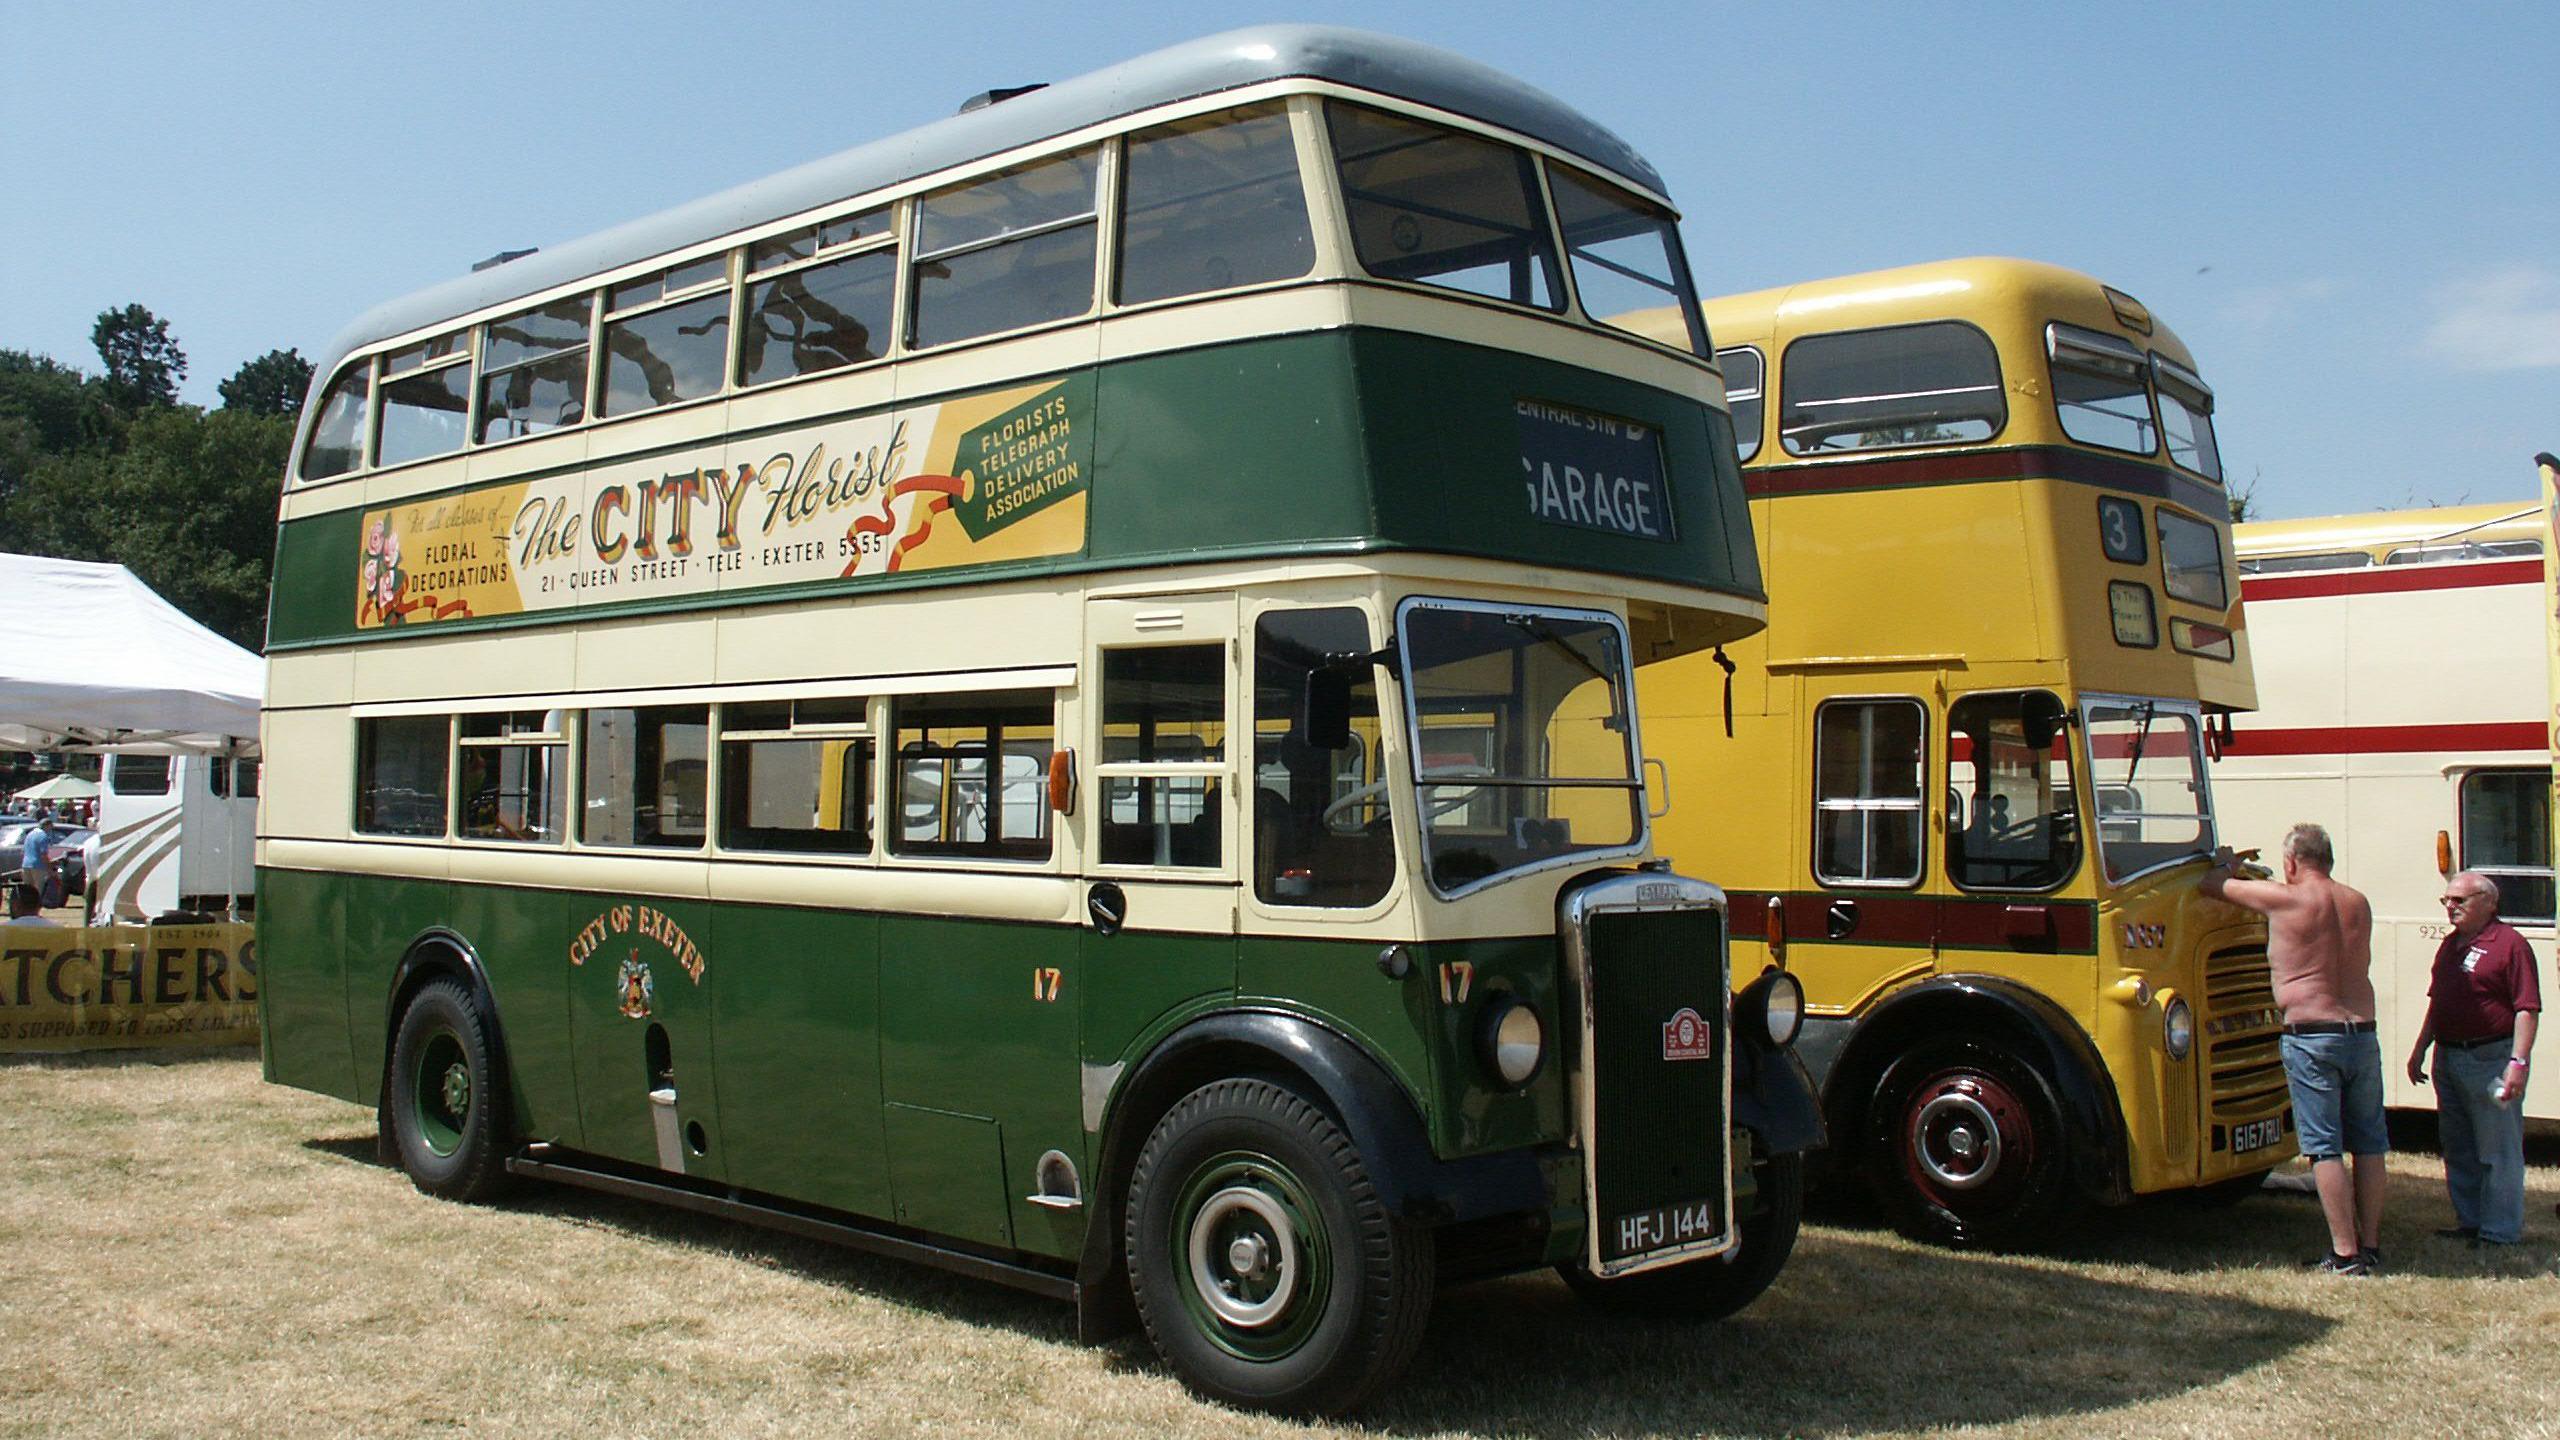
2231, 1117, 2285, 1154
1608, 1198, 1721, 1259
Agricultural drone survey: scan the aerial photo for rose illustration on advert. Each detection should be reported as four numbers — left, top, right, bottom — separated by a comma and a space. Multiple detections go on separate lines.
383, 529, 401, 568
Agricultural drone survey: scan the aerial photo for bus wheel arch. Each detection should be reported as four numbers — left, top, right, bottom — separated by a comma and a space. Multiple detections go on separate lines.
377, 930, 516, 1201
1828, 978, 2127, 1246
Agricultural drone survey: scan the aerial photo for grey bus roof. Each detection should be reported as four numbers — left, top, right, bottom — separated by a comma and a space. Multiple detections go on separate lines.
309, 25, 1665, 389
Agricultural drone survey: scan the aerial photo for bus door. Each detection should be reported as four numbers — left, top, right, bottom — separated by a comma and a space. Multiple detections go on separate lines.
1794, 680, 1939, 1010
1078, 594, 1242, 1177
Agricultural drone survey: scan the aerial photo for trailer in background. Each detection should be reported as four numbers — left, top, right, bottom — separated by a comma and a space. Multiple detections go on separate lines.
93, 752, 256, 920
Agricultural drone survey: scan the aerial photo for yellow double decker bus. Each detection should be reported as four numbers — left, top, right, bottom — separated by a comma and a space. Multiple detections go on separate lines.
1632, 258, 2284, 1245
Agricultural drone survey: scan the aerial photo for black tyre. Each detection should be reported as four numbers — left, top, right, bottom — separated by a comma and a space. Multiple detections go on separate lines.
1560, 1153, 1802, 1320
1866, 1039, 2070, 1248
1124, 1078, 1434, 1416
385, 977, 513, 1202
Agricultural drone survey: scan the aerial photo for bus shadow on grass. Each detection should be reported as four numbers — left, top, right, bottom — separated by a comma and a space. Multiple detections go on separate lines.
1366, 1229, 2329, 1437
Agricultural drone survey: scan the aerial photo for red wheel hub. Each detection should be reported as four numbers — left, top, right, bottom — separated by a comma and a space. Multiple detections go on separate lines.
1902, 1069, 2034, 1199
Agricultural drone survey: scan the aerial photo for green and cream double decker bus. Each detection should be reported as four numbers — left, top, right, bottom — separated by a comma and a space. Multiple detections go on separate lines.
257, 27, 1813, 1413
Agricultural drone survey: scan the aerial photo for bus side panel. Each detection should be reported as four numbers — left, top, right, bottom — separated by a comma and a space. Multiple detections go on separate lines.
711, 904, 888, 1217
878, 913, 1083, 1260
342, 876, 467, 1106
564, 890, 718, 1175
1237, 936, 1438, 1146
419, 880, 581, 1144
1084, 334, 1369, 562
268, 506, 361, 649
254, 866, 359, 1101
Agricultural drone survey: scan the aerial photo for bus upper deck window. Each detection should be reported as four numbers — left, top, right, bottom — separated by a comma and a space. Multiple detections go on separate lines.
299, 362, 370, 481
602, 255, 732, 418
1779, 321, 2003, 455
910, 151, 1100, 350
1550, 164, 1706, 354
1116, 103, 1313, 307
2152, 354, 2223, 481
1716, 346, 1764, 464
742, 208, 895, 387
477, 298, 591, 444
376, 331, 470, 468
1326, 101, 1561, 312
2047, 323, 2156, 456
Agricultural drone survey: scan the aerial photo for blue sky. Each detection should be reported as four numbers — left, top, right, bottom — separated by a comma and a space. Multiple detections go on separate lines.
3, 2, 2552, 520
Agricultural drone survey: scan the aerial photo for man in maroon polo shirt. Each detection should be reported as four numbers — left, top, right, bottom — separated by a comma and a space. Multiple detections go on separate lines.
2405, 871, 2540, 1247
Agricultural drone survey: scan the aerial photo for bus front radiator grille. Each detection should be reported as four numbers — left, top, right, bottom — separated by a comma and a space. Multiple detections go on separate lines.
2202, 945, 2288, 1119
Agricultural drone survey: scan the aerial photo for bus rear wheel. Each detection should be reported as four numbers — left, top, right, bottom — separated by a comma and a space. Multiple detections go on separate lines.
1867, 1040, 2067, 1248
1124, 1078, 1433, 1416
1560, 1152, 1802, 1319
385, 977, 513, 1203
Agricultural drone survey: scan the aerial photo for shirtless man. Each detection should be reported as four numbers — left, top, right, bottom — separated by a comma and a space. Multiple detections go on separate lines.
2202, 822, 2384, 1274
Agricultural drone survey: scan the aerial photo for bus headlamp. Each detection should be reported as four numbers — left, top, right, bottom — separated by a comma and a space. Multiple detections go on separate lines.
2163, 996, 2194, 1060
1742, 968, 1804, 1048
1480, 997, 1545, 1087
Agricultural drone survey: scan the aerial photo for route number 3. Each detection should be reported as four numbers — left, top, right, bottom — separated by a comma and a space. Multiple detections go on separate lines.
2097, 496, 2147, 565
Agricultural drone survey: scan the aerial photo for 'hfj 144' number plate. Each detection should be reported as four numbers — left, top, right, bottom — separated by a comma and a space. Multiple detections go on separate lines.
2231, 1117, 2285, 1154
1608, 1198, 1722, 1259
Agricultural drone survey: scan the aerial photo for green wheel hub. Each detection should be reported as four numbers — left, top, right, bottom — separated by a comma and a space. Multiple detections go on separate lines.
413, 1030, 471, 1158
1170, 1150, 1331, 1362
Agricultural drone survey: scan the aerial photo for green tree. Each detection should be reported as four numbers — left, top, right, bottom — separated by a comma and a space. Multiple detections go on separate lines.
91, 303, 187, 409
9, 405, 288, 649
218, 347, 314, 419
0, 350, 121, 508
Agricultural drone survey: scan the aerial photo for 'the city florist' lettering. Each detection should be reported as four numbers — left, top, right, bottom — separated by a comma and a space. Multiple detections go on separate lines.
514, 423, 915, 571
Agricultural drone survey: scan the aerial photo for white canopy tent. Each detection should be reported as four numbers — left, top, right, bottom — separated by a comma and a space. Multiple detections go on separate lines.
0, 554, 262, 756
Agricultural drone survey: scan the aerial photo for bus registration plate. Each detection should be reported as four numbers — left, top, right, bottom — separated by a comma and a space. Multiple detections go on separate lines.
2231, 1117, 2284, 1154
1610, 1198, 1720, 1259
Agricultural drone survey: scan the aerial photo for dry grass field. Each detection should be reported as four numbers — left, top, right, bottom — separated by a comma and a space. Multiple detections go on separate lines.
4, 1048, 2557, 1440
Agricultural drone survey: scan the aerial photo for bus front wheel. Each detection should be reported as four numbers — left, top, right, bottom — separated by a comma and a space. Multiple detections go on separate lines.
1560, 1152, 1802, 1319
1867, 1039, 2068, 1248
385, 977, 513, 1203
1123, 1077, 1434, 1416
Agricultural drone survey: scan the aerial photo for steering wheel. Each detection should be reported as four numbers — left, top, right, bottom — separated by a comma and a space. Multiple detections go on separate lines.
1320, 764, 1496, 835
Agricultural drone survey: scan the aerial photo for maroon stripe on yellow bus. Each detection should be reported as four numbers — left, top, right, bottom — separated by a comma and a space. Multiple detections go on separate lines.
1742, 444, 2225, 518
2221, 721, 2547, 756
2239, 559, 2540, 602
1725, 890, 2098, 956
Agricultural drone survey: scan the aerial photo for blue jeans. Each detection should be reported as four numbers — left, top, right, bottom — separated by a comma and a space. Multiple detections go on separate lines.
2281, 1030, 2387, 1159
2434, 1041, 2527, 1244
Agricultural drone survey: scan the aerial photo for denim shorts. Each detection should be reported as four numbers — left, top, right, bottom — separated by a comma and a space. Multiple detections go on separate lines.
2280, 1030, 2388, 1158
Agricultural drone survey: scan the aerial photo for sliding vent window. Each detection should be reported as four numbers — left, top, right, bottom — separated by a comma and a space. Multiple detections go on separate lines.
584, 705, 709, 849
477, 297, 590, 443
602, 254, 731, 417
300, 363, 369, 481
1781, 322, 2004, 455
1327, 101, 1561, 311
717, 699, 872, 855
1098, 645, 1227, 868
355, 715, 449, 837
890, 690, 1054, 861
1117, 104, 1313, 306
1717, 346, 1765, 463
375, 331, 471, 467
2048, 323, 2155, 455
910, 152, 1099, 349
2154, 354, 2223, 481
458, 710, 567, 844
1551, 165, 1706, 353
742, 208, 895, 386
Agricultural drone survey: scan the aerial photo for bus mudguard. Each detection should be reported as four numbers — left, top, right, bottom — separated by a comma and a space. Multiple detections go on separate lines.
378, 928, 510, 1106
1731, 1028, 1825, 1157
1829, 975, 2131, 1204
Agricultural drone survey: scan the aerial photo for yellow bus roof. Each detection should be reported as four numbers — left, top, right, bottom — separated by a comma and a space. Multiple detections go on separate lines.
2234, 499, 2541, 558
1694, 256, 2203, 373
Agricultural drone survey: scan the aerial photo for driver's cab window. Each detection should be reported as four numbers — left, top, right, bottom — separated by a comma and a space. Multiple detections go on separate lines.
1252, 608, 1392, 907
1945, 691, 2079, 891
